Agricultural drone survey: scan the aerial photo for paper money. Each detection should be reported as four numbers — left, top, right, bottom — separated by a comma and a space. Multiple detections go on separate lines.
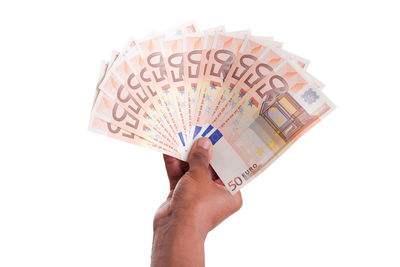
189, 28, 226, 140
193, 31, 250, 139
161, 36, 189, 147
137, 22, 198, 149
89, 22, 335, 194
204, 60, 335, 192
209, 36, 309, 125
127, 49, 180, 147
89, 56, 182, 159
182, 27, 225, 142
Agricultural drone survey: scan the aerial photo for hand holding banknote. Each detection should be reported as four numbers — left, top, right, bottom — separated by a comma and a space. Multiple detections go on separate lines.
90, 22, 334, 193
152, 138, 242, 267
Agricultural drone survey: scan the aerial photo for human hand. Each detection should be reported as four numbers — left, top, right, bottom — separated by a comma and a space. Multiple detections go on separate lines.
152, 137, 242, 267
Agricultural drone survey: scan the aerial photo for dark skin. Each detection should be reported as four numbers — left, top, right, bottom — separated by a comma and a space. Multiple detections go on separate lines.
151, 137, 243, 267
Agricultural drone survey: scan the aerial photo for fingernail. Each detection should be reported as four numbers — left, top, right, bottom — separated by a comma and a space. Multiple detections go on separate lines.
197, 138, 211, 150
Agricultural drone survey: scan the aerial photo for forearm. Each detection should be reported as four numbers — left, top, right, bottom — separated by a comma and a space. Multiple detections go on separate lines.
151, 218, 206, 267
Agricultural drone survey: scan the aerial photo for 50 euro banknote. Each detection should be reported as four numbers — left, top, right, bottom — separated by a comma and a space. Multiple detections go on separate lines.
89, 22, 335, 194
209, 35, 311, 126
193, 30, 250, 137
99, 51, 178, 148
192, 31, 312, 142
211, 44, 321, 129
136, 22, 198, 149
89, 57, 183, 159
93, 21, 199, 156
183, 27, 225, 141
201, 60, 335, 194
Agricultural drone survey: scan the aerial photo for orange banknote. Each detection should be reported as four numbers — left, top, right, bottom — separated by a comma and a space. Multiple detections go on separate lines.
89, 22, 335, 193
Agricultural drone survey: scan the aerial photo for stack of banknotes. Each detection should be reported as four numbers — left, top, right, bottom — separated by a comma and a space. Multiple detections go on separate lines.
89, 21, 335, 194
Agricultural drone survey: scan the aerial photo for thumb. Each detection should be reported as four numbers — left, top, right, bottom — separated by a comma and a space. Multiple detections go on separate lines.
187, 137, 213, 171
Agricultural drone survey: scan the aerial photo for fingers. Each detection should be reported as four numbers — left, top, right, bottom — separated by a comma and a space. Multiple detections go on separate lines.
209, 166, 219, 181
187, 138, 213, 180
188, 138, 212, 169
163, 154, 189, 190
232, 191, 243, 211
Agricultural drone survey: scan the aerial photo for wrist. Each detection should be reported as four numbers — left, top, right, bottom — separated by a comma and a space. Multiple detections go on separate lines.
154, 213, 208, 243
154, 205, 211, 238
152, 217, 206, 267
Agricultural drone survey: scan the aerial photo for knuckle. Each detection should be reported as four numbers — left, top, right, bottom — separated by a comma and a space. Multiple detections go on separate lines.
190, 151, 208, 162
187, 166, 208, 180
233, 194, 243, 211
185, 169, 197, 180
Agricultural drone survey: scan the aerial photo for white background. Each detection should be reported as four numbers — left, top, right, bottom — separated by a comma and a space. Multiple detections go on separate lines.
1, 0, 399, 266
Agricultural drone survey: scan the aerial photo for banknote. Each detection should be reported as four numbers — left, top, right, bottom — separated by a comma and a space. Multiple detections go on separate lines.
99, 56, 176, 144
209, 36, 311, 127
137, 22, 198, 149
208, 36, 280, 124
212, 44, 321, 129
218, 60, 330, 141
182, 32, 204, 145
194, 31, 250, 138
93, 60, 110, 107
89, 58, 182, 159
160, 36, 190, 147
182, 27, 225, 143
89, 22, 335, 194
189, 30, 244, 142
203, 61, 335, 193
93, 51, 119, 105
126, 49, 181, 147
92, 91, 180, 155
89, 113, 182, 158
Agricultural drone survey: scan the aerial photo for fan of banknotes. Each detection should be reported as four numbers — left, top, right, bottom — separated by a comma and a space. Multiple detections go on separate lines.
89, 21, 335, 194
